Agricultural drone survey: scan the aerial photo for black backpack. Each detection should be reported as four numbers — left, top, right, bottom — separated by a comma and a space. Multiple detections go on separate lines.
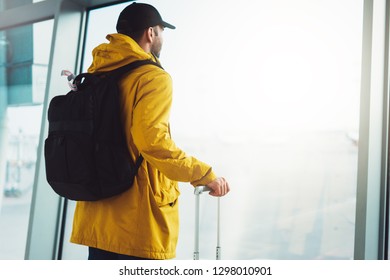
44, 60, 161, 201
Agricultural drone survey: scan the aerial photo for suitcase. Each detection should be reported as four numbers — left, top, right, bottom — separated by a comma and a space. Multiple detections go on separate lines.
193, 186, 221, 260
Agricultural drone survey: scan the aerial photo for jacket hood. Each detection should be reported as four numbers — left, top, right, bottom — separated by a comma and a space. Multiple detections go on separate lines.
88, 33, 158, 73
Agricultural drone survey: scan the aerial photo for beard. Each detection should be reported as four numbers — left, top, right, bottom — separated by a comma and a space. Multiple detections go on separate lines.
151, 38, 162, 58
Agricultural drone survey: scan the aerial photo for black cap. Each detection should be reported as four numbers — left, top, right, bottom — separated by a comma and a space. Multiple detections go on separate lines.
116, 2, 176, 34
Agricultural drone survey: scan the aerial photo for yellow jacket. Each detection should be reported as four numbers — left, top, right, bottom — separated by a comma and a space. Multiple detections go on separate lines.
70, 34, 217, 259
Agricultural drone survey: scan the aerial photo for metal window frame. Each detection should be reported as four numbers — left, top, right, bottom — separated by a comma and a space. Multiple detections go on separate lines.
354, 0, 390, 260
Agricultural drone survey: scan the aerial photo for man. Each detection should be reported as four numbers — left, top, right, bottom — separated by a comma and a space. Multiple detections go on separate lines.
70, 2, 230, 260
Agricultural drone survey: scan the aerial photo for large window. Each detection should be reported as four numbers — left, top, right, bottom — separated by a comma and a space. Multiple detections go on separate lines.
61, 0, 363, 259
0, 19, 53, 259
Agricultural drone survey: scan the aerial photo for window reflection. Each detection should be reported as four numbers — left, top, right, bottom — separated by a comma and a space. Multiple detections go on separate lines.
0, 20, 53, 260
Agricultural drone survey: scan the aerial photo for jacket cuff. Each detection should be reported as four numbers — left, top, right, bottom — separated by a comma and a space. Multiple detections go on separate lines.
191, 169, 218, 187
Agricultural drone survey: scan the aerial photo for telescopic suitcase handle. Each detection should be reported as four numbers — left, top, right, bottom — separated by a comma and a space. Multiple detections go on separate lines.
193, 186, 221, 260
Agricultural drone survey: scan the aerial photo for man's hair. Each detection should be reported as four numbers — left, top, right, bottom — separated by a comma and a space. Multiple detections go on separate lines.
120, 26, 160, 42
120, 28, 146, 42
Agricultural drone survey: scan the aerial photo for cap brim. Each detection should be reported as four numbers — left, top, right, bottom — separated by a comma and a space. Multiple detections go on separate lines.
162, 21, 176, 29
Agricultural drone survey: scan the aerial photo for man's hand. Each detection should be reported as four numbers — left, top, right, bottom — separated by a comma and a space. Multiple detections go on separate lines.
206, 177, 230, 197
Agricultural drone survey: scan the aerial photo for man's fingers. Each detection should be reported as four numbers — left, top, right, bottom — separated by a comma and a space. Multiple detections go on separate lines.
207, 177, 230, 197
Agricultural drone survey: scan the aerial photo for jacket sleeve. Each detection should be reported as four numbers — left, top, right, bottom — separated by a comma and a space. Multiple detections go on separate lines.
131, 70, 217, 186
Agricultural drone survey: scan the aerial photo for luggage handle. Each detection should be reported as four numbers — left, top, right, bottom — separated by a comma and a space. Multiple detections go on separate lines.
193, 186, 221, 260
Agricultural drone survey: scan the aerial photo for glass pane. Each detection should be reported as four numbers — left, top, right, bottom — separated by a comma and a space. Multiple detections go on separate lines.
62, 0, 363, 259
0, 19, 53, 260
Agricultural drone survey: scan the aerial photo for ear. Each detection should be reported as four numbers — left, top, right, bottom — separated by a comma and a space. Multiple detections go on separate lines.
145, 27, 154, 43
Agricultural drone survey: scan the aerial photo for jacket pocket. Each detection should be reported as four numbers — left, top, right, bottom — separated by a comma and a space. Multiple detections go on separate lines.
154, 171, 180, 207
